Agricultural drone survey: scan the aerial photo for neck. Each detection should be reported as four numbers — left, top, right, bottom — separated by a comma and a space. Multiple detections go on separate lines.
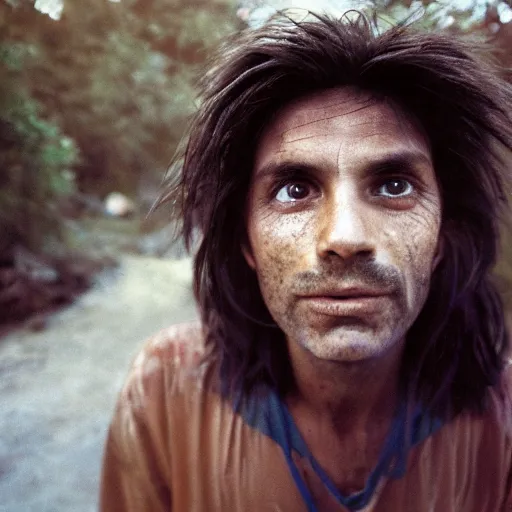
286, 340, 404, 435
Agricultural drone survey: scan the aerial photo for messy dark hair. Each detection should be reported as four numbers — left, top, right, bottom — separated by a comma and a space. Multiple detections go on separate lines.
159, 12, 512, 418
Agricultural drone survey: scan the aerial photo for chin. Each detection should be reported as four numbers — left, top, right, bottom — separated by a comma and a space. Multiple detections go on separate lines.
300, 327, 398, 363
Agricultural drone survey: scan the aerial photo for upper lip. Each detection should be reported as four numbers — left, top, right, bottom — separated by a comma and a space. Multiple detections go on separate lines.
300, 287, 390, 299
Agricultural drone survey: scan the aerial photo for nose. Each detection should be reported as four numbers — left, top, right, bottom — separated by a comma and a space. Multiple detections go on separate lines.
316, 188, 376, 261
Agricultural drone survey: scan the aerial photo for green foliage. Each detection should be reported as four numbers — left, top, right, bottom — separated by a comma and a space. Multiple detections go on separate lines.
0, 0, 238, 256
0, 83, 79, 253
1, 0, 239, 196
0, 21, 79, 254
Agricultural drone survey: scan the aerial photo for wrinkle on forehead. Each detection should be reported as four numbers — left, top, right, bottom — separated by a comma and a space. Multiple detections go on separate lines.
283, 116, 399, 147
256, 88, 430, 167
276, 86, 369, 116
281, 102, 377, 142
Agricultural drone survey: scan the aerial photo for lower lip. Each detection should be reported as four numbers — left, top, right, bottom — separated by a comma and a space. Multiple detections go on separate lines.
301, 296, 388, 316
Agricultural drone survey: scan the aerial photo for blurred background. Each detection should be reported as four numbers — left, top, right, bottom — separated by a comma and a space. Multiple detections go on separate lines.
1, 1, 512, 511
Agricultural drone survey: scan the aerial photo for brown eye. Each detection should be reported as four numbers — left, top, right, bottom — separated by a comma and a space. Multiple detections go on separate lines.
378, 179, 413, 197
276, 182, 310, 202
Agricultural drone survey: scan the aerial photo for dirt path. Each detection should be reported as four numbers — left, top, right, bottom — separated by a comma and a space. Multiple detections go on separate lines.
0, 255, 197, 512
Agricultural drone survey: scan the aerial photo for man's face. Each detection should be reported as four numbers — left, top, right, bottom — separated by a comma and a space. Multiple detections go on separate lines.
243, 88, 442, 363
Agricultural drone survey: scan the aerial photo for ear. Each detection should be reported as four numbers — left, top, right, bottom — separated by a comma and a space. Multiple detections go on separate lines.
242, 243, 256, 270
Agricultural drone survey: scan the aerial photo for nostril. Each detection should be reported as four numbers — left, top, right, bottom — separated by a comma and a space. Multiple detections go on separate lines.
325, 247, 374, 259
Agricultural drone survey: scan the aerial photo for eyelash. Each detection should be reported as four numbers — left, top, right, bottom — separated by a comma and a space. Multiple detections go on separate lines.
269, 173, 316, 200
269, 169, 422, 208
270, 176, 417, 199
375, 177, 415, 197
372, 167, 422, 195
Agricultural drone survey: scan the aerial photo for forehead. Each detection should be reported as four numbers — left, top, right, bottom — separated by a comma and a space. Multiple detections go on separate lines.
254, 87, 431, 172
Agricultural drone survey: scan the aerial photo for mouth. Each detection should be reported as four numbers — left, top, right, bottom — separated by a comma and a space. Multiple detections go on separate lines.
302, 286, 390, 299
299, 289, 390, 316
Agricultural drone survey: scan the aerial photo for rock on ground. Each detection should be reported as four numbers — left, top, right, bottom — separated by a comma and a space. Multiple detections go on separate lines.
0, 255, 197, 512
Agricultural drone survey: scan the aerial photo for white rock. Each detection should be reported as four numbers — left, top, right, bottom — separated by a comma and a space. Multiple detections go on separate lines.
104, 192, 135, 217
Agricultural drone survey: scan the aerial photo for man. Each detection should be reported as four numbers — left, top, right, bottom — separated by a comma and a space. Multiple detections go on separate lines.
100, 12, 512, 511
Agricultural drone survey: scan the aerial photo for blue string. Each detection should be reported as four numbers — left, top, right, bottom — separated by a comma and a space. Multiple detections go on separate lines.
275, 396, 408, 511
236, 388, 443, 512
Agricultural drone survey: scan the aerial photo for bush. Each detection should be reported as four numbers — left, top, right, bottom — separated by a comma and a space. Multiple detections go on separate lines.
0, 41, 79, 257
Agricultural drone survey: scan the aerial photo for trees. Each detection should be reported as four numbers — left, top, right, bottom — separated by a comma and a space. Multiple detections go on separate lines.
0, 0, 239, 248
4, 0, 239, 193
0, 3, 79, 255
0, 0, 239, 326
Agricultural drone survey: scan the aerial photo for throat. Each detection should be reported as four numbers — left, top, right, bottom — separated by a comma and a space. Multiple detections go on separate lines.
288, 400, 395, 497
324, 431, 387, 496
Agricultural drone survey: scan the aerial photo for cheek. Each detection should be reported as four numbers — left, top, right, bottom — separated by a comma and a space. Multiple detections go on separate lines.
248, 212, 314, 299
400, 221, 441, 310
249, 209, 313, 260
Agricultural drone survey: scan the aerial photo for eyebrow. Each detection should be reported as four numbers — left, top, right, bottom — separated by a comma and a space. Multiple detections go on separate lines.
364, 150, 433, 177
254, 149, 433, 181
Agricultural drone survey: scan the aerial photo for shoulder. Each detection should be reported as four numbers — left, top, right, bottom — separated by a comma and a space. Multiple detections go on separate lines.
118, 321, 214, 414
109, 322, 220, 458
131, 322, 206, 377
102, 323, 215, 502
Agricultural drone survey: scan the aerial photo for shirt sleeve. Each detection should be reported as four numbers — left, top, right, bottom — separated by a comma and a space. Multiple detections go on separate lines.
99, 348, 172, 512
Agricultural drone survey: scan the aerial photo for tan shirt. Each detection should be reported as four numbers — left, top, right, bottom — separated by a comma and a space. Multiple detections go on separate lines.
100, 323, 512, 511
